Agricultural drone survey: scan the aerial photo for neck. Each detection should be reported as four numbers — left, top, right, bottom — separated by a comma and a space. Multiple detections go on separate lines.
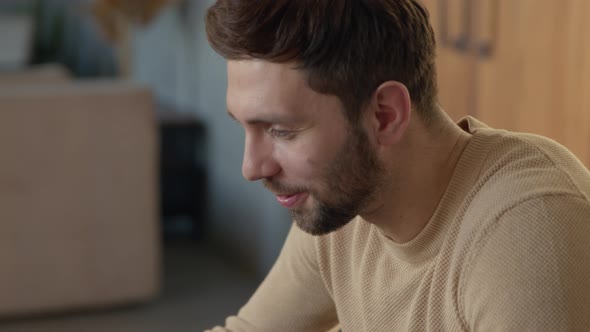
362, 110, 471, 243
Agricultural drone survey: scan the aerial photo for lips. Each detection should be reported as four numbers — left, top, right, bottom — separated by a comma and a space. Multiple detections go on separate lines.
276, 192, 308, 208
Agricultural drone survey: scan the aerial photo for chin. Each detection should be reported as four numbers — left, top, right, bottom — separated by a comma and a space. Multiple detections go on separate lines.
293, 210, 357, 236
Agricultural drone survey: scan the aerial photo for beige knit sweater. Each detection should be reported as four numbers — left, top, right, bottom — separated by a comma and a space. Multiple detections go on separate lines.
207, 117, 590, 331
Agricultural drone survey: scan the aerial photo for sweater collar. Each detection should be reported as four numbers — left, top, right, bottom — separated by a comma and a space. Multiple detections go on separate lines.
376, 116, 498, 263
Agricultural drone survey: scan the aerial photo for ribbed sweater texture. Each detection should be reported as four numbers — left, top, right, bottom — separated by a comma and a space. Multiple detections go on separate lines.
208, 117, 590, 331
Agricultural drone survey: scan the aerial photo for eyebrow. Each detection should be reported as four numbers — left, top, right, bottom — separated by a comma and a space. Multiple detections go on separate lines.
227, 109, 296, 125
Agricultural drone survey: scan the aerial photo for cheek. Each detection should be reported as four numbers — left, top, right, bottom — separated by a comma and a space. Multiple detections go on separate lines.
275, 149, 317, 180
274, 140, 338, 181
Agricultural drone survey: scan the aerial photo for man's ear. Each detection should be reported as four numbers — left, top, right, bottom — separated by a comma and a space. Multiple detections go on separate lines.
368, 81, 412, 146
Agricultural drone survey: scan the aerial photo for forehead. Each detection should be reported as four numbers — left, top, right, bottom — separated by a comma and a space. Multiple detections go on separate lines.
226, 60, 314, 117
227, 60, 304, 88
227, 60, 307, 93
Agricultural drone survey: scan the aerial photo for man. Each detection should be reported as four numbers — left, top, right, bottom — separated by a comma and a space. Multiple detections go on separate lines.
204, 0, 590, 331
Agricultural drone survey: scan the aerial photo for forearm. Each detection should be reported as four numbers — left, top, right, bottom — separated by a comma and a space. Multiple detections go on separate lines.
205, 224, 338, 331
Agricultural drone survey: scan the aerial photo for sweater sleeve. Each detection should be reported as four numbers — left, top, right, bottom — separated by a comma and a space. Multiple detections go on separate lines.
206, 223, 338, 332
461, 194, 590, 331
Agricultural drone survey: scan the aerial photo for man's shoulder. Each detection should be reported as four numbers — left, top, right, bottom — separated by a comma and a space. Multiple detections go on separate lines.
458, 193, 590, 330
452, 127, 590, 265
446, 119, 590, 332
468, 128, 590, 211
453, 118, 590, 221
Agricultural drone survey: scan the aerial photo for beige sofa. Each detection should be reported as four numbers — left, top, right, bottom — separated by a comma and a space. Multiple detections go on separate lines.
0, 69, 161, 318
0, 64, 71, 85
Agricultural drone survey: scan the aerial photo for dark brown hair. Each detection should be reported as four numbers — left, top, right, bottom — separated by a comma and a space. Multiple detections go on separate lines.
206, 0, 438, 123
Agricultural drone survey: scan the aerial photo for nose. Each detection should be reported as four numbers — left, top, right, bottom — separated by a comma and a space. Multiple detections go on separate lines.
241, 135, 281, 181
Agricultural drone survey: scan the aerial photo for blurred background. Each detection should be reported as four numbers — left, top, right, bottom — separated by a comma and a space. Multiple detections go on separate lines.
0, 0, 290, 331
0, 0, 588, 331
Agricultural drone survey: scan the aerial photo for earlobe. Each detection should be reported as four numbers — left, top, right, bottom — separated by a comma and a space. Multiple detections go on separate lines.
372, 81, 411, 146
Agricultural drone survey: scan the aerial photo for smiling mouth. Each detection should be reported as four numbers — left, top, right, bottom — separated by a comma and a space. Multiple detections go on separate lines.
276, 192, 308, 208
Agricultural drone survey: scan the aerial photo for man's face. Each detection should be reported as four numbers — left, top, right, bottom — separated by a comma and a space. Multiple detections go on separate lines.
227, 60, 383, 235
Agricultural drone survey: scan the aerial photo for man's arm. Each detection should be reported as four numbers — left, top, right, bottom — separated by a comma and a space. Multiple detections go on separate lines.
461, 195, 590, 331
206, 223, 338, 332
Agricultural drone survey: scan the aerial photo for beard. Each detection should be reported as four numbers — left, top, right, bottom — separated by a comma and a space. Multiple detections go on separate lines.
264, 125, 384, 236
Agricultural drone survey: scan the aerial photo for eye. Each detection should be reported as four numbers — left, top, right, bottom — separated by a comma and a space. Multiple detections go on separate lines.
267, 127, 295, 139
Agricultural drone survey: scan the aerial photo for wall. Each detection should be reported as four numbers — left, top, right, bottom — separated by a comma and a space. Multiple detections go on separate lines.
130, 0, 291, 278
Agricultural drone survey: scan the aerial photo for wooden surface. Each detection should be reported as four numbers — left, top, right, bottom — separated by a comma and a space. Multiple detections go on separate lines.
475, 0, 589, 166
421, 0, 590, 167
421, 0, 476, 121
